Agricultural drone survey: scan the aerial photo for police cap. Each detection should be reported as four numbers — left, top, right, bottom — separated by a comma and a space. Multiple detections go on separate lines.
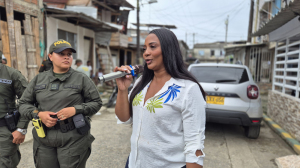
49, 39, 76, 54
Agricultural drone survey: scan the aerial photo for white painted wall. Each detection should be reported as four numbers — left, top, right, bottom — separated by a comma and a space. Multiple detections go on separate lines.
46, 17, 96, 72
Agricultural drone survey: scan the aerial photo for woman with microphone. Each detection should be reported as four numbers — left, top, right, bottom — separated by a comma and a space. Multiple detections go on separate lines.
114, 29, 206, 168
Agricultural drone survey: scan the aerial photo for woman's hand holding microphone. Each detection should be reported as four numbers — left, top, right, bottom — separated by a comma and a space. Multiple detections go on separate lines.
114, 65, 133, 92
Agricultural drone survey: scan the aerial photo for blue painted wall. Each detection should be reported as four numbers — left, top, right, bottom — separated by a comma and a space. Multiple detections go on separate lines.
272, 0, 281, 16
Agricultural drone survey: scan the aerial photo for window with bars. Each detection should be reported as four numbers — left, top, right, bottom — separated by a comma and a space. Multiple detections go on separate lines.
273, 37, 300, 98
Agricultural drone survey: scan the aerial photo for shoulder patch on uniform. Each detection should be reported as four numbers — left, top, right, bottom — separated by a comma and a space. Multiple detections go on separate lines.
34, 84, 46, 91
64, 84, 81, 89
0, 78, 12, 84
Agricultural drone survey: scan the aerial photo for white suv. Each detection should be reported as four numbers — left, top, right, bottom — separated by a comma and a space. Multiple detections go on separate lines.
188, 63, 263, 139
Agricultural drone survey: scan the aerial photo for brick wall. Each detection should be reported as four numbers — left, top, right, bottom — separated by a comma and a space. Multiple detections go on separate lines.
268, 90, 300, 142
0, 0, 39, 16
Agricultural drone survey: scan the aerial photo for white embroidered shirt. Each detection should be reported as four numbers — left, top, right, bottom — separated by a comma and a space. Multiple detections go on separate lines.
118, 77, 206, 168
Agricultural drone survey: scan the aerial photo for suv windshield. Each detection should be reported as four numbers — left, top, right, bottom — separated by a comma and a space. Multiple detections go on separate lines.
190, 66, 249, 84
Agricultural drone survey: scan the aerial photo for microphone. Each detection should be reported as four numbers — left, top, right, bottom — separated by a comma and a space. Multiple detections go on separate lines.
99, 65, 144, 82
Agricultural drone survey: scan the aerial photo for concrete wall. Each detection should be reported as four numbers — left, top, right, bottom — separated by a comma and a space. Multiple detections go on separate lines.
268, 90, 300, 142
47, 17, 96, 72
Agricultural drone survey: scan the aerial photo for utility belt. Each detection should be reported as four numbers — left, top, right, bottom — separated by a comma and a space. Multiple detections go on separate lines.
50, 118, 76, 132
0, 109, 20, 132
33, 114, 90, 138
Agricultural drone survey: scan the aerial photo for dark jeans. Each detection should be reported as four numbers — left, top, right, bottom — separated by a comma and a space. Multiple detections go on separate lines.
125, 156, 186, 168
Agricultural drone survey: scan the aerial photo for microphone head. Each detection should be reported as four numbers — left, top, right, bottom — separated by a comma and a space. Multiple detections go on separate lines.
133, 65, 144, 74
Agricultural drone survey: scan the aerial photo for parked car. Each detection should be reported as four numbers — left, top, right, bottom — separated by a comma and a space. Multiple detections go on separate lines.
188, 63, 263, 139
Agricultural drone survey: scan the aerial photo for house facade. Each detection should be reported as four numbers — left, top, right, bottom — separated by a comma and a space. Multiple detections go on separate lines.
43, 0, 135, 77
193, 42, 226, 63
93, 0, 135, 75
43, 3, 120, 77
253, 0, 300, 143
224, 0, 277, 84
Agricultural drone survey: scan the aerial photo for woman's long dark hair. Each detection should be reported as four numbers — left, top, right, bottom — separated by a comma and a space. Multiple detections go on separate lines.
129, 28, 206, 117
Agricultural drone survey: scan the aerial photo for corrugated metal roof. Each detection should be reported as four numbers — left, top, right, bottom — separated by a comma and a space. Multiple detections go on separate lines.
224, 43, 265, 49
45, 7, 120, 32
96, 0, 134, 9
131, 23, 177, 29
252, 0, 300, 36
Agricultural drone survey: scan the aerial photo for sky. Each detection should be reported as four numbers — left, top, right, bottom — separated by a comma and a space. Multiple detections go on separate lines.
124, 0, 251, 48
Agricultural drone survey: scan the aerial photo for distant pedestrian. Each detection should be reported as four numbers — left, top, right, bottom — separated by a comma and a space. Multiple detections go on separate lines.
87, 60, 94, 78
115, 29, 206, 168
19, 39, 102, 168
75, 59, 90, 77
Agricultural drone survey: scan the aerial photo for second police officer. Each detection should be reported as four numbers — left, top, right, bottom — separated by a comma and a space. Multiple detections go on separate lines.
0, 51, 29, 168
19, 39, 102, 168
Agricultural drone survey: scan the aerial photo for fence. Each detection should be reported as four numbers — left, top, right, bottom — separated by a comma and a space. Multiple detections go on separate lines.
273, 38, 300, 98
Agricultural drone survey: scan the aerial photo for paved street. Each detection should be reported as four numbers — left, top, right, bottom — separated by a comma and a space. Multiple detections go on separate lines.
18, 106, 295, 168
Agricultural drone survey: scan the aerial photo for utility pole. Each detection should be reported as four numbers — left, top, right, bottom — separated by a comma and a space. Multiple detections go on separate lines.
193, 33, 195, 47
185, 32, 187, 44
247, 0, 254, 42
245, 0, 255, 67
225, 15, 229, 45
136, 0, 140, 65
192, 33, 196, 58
253, 0, 259, 43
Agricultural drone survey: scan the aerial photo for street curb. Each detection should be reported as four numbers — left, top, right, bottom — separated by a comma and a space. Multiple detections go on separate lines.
263, 114, 300, 155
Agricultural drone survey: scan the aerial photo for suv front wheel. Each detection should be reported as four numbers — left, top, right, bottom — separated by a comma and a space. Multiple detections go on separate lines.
244, 125, 260, 139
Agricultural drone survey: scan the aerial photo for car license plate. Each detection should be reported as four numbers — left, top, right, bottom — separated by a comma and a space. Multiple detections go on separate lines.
206, 96, 225, 105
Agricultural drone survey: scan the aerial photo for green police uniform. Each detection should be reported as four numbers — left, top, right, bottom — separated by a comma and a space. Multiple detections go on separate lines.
19, 67, 102, 168
19, 39, 101, 168
0, 56, 29, 168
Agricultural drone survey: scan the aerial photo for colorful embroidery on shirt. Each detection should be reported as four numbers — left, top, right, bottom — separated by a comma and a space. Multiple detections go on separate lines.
146, 97, 163, 113
145, 84, 181, 113
159, 84, 181, 103
133, 91, 143, 106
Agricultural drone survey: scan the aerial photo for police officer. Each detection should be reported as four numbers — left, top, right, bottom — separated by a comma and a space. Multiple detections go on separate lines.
19, 39, 102, 168
0, 51, 29, 168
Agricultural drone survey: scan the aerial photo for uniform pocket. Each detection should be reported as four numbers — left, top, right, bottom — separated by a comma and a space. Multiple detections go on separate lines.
68, 134, 94, 168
